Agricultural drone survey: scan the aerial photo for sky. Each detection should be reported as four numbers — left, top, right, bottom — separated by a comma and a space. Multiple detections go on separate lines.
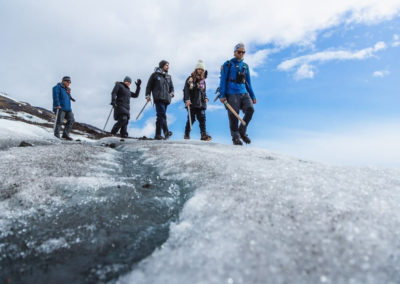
1, 0, 400, 167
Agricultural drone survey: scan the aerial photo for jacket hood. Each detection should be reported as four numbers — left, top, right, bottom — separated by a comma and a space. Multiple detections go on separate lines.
115, 81, 130, 89
155, 67, 168, 75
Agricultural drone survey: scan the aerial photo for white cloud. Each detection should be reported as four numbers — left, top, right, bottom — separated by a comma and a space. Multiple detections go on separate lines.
295, 64, 315, 80
278, 41, 387, 79
393, 34, 400, 47
206, 104, 225, 112
0, 0, 399, 129
373, 70, 390, 77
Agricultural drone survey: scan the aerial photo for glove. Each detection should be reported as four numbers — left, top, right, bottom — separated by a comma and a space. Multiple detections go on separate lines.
111, 102, 116, 107
135, 79, 142, 87
204, 70, 208, 79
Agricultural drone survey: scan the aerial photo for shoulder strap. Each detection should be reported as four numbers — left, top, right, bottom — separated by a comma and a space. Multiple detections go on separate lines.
226, 60, 232, 83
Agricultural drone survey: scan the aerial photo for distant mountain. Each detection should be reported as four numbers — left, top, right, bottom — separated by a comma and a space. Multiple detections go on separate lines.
0, 93, 108, 140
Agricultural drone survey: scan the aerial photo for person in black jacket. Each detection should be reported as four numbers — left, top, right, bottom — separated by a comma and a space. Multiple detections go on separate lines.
110, 76, 141, 138
183, 60, 211, 141
145, 60, 174, 140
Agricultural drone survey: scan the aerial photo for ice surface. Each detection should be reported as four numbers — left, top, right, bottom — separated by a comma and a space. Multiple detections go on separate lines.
117, 140, 400, 284
0, 119, 57, 149
1, 116, 400, 283
0, 144, 119, 238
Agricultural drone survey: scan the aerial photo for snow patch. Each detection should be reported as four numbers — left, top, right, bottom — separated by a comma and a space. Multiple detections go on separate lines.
36, 238, 70, 254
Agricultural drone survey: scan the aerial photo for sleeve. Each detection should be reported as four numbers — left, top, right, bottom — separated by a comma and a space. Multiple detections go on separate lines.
219, 61, 229, 99
145, 73, 155, 98
183, 78, 191, 102
111, 83, 119, 104
245, 64, 256, 100
204, 81, 208, 100
169, 77, 174, 96
53, 85, 61, 108
131, 85, 140, 98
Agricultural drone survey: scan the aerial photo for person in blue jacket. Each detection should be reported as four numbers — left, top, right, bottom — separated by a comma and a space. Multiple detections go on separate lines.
219, 43, 257, 145
52, 76, 75, 140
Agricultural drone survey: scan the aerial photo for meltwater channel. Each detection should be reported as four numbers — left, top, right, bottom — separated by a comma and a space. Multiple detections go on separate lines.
0, 143, 194, 284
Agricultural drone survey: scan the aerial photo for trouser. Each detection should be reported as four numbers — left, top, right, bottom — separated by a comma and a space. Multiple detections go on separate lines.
226, 93, 254, 139
155, 102, 169, 136
54, 110, 75, 136
111, 114, 129, 137
185, 108, 206, 135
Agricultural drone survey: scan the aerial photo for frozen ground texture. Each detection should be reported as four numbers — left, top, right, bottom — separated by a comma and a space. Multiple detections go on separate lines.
118, 141, 400, 284
0, 119, 58, 149
1, 117, 400, 284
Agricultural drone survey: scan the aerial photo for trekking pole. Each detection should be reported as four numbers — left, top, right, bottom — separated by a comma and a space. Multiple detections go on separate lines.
53, 108, 59, 133
223, 101, 246, 126
136, 101, 149, 121
187, 104, 192, 130
103, 106, 113, 131
213, 87, 220, 102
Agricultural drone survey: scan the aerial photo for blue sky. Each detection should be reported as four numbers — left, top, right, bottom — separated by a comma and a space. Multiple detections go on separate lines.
0, 0, 399, 166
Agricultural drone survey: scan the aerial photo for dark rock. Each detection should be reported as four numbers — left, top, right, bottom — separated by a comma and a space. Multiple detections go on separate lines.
142, 184, 151, 189
19, 141, 33, 147
108, 143, 116, 149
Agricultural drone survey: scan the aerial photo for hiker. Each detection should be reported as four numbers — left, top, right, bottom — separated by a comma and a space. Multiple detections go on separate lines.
145, 60, 174, 140
183, 60, 211, 141
219, 43, 256, 145
52, 76, 76, 140
110, 76, 141, 138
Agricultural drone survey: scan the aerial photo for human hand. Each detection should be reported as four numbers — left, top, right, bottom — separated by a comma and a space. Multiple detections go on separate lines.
219, 98, 227, 104
253, 99, 257, 104
185, 101, 191, 107
135, 79, 142, 87
146, 97, 151, 102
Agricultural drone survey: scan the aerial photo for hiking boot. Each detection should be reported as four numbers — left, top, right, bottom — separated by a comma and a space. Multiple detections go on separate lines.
184, 133, 190, 139
54, 133, 60, 139
232, 138, 243, 146
62, 134, 73, 141
200, 133, 212, 141
165, 131, 173, 140
154, 135, 164, 140
121, 134, 129, 138
240, 134, 251, 144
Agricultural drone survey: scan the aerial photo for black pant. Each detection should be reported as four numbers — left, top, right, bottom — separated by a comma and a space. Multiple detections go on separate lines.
155, 102, 169, 136
54, 110, 75, 136
111, 114, 129, 137
226, 93, 254, 139
185, 108, 206, 135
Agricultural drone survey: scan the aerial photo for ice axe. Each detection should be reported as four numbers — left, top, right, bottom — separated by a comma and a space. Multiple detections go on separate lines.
213, 87, 220, 102
103, 106, 113, 131
187, 104, 192, 130
136, 101, 149, 121
53, 108, 59, 133
223, 101, 246, 126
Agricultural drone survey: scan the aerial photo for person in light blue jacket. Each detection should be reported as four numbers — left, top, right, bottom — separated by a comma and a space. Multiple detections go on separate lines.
52, 76, 75, 140
219, 43, 257, 145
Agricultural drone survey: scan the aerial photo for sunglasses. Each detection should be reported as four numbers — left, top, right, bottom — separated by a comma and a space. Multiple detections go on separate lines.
64, 80, 71, 83
236, 50, 246, 54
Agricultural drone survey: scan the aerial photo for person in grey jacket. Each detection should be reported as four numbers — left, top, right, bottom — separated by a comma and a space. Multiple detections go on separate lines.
110, 76, 141, 138
183, 60, 211, 141
145, 60, 174, 140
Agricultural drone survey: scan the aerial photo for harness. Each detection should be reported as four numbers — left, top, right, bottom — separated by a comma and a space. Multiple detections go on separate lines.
226, 60, 247, 83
